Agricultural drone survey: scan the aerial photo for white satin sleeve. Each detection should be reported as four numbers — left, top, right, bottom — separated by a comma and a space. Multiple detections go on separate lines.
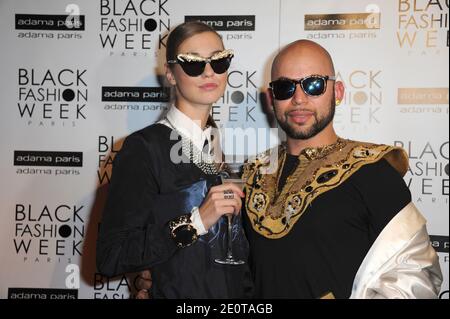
190, 206, 208, 236
350, 202, 443, 299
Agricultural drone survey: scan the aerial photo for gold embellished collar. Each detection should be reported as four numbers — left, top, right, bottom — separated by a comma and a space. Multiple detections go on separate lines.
244, 139, 409, 239
283, 137, 347, 161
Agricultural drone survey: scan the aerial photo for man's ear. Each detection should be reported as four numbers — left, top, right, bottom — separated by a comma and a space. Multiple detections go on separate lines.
334, 81, 345, 102
263, 87, 278, 127
266, 87, 274, 111
165, 63, 176, 86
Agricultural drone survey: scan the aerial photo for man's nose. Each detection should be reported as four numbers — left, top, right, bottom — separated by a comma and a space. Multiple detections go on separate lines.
291, 83, 308, 105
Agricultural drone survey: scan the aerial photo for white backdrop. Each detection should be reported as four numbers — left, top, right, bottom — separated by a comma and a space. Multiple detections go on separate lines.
0, 0, 448, 299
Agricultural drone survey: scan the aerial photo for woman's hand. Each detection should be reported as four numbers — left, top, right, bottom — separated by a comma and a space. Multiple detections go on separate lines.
198, 183, 245, 230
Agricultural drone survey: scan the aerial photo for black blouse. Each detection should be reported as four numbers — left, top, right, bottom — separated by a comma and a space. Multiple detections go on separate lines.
96, 123, 252, 298
243, 158, 412, 299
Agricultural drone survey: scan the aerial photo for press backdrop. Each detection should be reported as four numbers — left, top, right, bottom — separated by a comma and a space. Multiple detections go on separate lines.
0, 0, 448, 299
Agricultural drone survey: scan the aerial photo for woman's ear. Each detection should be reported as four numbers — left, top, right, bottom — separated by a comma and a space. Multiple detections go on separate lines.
165, 63, 176, 86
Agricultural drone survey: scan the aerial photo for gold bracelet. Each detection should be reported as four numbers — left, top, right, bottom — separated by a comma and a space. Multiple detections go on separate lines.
168, 214, 198, 248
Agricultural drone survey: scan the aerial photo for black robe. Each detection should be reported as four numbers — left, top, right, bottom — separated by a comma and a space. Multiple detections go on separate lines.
243, 157, 411, 299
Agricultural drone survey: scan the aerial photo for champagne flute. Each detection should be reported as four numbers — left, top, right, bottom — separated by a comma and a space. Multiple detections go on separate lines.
214, 163, 245, 265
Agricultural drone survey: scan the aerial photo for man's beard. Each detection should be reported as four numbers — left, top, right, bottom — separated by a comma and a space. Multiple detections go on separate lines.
275, 99, 336, 140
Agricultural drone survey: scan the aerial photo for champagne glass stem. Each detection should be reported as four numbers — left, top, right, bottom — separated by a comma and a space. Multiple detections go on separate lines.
226, 214, 233, 259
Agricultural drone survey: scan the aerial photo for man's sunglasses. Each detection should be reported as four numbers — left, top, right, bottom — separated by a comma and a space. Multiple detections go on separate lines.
269, 75, 336, 100
167, 49, 234, 77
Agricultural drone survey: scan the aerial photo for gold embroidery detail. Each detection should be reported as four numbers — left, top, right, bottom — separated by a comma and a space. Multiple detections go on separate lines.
244, 139, 408, 239
320, 292, 336, 299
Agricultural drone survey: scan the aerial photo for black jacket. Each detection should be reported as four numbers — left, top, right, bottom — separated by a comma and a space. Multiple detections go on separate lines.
96, 124, 253, 298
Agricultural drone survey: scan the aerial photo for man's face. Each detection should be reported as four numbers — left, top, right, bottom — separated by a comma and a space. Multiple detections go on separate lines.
271, 48, 337, 140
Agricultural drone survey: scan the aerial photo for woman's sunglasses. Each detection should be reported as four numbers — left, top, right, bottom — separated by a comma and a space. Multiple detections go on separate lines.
269, 75, 336, 100
167, 49, 234, 77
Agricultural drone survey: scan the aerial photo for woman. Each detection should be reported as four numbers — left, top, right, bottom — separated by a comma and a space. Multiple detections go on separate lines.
96, 21, 253, 299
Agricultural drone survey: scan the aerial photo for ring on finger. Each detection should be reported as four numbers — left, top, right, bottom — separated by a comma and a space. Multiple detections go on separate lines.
224, 189, 234, 200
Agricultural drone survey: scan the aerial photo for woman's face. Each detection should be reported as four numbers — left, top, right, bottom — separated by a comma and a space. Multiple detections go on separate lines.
166, 31, 228, 109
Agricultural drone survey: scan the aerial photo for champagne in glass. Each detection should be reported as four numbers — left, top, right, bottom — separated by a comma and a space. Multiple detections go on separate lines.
214, 163, 245, 265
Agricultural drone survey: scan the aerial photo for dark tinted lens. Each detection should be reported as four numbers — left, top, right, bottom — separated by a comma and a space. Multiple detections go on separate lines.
301, 77, 326, 96
179, 61, 206, 77
271, 79, 296, 100
210, 57, 232, 74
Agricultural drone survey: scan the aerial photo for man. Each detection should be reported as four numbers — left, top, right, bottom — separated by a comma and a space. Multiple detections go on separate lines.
242, 40, 442, 299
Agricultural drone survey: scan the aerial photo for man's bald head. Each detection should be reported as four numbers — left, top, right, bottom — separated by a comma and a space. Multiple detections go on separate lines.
271, 40, 335, 80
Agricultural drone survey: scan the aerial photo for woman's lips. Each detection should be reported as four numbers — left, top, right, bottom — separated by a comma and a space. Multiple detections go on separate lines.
199, 83, 219, 91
